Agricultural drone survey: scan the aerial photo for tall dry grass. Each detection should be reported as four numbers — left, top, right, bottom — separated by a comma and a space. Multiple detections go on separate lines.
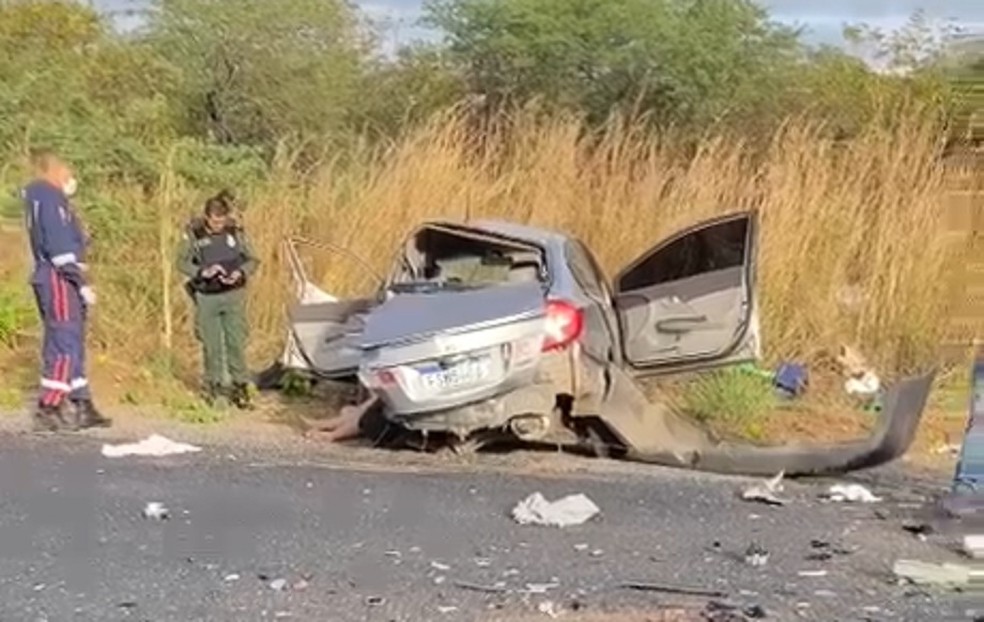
53, 106, 960, 393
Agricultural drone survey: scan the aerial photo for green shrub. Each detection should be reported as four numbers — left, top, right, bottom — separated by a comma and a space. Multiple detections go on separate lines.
682, 367, 776, 435
0, 283, 35, 349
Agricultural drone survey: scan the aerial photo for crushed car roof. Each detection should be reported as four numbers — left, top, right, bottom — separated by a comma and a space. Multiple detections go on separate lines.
463, 219, 571, 248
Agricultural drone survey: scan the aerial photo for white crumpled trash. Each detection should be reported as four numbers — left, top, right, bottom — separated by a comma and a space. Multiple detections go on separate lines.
512, 492, 600, 527
845, 371, 880, 396
101, 435, 202, 458
827, 483, 881, 503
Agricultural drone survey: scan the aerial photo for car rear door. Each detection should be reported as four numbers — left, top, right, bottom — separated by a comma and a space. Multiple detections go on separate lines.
282, 237, 384, 379
612, 211, 761, 375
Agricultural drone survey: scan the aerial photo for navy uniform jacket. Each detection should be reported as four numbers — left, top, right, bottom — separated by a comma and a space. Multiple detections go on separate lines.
22, 180, 88, 289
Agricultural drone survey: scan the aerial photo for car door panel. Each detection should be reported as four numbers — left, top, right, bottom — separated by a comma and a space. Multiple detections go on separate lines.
613, 212, 760, 374
281, 237, 383, 378
620, 266, 742, 361
288, 298, 376, 377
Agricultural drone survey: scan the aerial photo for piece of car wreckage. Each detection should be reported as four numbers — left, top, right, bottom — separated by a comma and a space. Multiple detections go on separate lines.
260, 212, 935, 477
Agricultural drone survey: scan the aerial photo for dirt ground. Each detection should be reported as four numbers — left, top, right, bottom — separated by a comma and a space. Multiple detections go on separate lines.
1, 366, 962, 483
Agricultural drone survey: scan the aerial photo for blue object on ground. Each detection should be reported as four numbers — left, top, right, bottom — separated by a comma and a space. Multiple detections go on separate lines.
952, 354, 984, 494
773, 362, 808, 399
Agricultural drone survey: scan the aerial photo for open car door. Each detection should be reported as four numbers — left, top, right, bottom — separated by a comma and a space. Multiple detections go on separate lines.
613, 211, 761, 375
594, 211, 937, 476
280, 237, 383, 380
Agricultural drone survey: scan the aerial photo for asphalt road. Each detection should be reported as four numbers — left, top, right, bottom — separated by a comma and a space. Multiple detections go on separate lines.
0, 432, 977, 622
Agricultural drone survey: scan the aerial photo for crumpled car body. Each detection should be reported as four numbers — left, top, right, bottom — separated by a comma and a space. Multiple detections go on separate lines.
279, 212, 935, 476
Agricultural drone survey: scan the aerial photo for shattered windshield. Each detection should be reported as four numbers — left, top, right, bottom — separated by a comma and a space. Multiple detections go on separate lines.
389, 225, 545, 293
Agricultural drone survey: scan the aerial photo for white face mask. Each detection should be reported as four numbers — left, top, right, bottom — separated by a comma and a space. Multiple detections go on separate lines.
63, 177, 78, 197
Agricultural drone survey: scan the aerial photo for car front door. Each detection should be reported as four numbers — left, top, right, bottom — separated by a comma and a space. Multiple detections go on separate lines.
612, 212, 761, 375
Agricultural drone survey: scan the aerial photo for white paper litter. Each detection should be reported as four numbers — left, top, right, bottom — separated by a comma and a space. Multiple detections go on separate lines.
827, 483, 881, 503
741, 471, 787, 506
524, 582, 560, 594
844, 371, 880, 396
963, 535, 984, 559
538, 601, 561, 618
102, 435, 202, 458
142, 502, 169, 520
512, 492, 600, 527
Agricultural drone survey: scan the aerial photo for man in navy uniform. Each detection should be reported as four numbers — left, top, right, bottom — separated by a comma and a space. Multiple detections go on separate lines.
22, 149, 111, 431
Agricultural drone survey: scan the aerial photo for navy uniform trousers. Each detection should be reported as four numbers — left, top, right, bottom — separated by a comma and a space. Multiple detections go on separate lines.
33, 264, 90, 406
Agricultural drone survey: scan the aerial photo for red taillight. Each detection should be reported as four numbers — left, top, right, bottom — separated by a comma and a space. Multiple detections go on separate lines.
542, 299, 584, 352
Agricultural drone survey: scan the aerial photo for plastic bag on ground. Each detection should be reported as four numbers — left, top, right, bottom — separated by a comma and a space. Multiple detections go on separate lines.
512, 492, 600, 527
102, 434, 202, 458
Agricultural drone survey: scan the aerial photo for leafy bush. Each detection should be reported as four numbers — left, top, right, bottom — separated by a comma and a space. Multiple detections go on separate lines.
0, 283, 35, 349
681, 367, 776, 436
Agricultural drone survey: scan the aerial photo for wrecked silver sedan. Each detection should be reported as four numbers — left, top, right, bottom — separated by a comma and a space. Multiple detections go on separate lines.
276, 213, 935, 476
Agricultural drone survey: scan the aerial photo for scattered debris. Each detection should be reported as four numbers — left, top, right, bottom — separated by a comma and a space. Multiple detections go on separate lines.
142, 502, 170, 520
525, 582, 560, 594
774, 362, 809, 398
452, 580, 507, 594
537, 601, 560, 618
102, 435, 202, 458
894, 559, 984, 587
805, 539, 854, 561
964, 535, 984, 559
901, 522, 934, 541
797, 570, 828, 577
845, 372, 881, 397
744, 543, 770, 567
269, 578, 288, 591
706, 600, 767, 621
512, 492, 600, 527
837, 346, 880, 394
741, 471, 787, 506
619, 581, 727, 598
825, 483, 881, 503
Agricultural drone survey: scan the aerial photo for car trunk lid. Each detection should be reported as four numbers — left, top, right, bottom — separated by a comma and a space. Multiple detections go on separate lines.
359, 281, 546, 350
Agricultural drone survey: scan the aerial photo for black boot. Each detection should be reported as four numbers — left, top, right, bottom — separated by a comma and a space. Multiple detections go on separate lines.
230, 382, 255, 410
201, 383, 228, 407
73, 399, 112, 429
32, 402, 73, 432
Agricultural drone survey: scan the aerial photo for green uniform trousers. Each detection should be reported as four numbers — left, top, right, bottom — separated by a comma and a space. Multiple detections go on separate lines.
193, 288, 249, 387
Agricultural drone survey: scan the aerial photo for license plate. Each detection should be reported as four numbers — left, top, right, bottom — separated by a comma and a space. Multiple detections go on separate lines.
419, 357, 491, 391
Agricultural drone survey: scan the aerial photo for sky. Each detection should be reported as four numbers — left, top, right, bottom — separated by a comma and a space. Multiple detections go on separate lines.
359, 0, 983, 47
99, 0, 984, 49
